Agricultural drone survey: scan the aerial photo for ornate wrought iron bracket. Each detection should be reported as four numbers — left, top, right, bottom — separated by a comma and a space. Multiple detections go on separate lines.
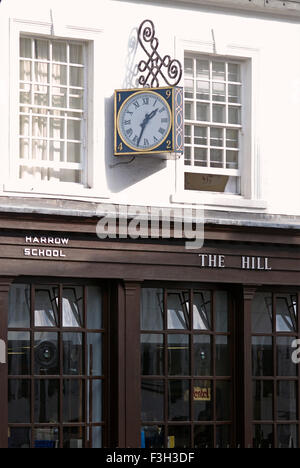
137, 19, 182, 88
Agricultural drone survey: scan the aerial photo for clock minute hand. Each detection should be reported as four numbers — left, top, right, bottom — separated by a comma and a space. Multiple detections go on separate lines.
137, 113, 149, 147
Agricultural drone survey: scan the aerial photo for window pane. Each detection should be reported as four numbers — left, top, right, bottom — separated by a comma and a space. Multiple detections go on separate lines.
184, 57, 193, 77
87, 379, 102, 423
141, 334, 164, 376
34, 39, 49, 60
194, 380, 213, 421
20, 60, 31, 81
142, 380, 164, 422
216, 336, 230, 376
212, 82, 225, 101
52, 42, 67, 62
228, 106, 241, 124
196, 81, 209, 100
32, 116, 47, 138
194, 148, 207, 167
194, 126, 207, 146
216, 425, 231, 449
228, 63, 240, 82
32, 140, 47, 161
276, 295, 297, 332
87, 286, 102, 329
277, 381, 298, 421
168, 335, 190, 376
9, 285, 31, 328
20, 38, 32, 58
52, 87, 67, 107
252, 336, 273, 377
197, 103, 209, 122
142, 426, 164, 449
216, 381, 231, 421
34, 333, 59, 375
212, 62, 225, 81
215, 291, 228, 332
70, 67, 83, 87
168, 380, 190, 421
62, 287, 83, 328
211, 149, 223, 168
226, 129, 239, 148
70, 44, 83, 65
194, 425, 213, 449
52, 64, 67, 86
185, 125, 191, 144
210, 128, 223, 147
63, 333, 84, 375
67, 143, 81, 163
50, 117, 64, 140
8, 332, 31, 375
213, 104, 225, 123
20, 139, 29, 159
91, 427, 103, 448
193, 291, 211, 330
67, 119, 81, 140
63, 380, 84, 423
168, 426, 191, 449
141, 289, 164, 331
34, 286, 59, 327
87, 333, 102, 376
185, 101, 193, 120
8, 380, 31, 423
228, 84, 241, 103
252, 292, 273, 333
277, 337, 298, 377
167, 291, 189, 330
253, 380, 273, 421
253, 425, 274, 449
63, 427, 84, 449
196, 59, 209, 80
69, 90, 83, 110
34, 428, 59, 449
194, 335, 212, 376
34, 62, 49, 83
184, 146, 191, 166
184, 79, 193, 99
34, 380, 59, 423
9, 427, 31, 449
277, 425, 298, 449
226, 150, 239, 169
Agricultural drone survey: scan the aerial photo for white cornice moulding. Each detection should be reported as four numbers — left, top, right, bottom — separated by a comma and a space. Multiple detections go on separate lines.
137, 0, 300, 18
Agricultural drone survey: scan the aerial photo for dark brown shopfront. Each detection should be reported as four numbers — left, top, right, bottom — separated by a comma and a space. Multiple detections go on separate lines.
0, 213, 300, 448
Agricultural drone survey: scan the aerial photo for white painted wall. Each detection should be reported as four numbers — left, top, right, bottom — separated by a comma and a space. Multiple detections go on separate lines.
1, 0, 300, 217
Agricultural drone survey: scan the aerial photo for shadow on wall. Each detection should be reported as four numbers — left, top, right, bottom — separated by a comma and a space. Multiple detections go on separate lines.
104, 27, 167, 194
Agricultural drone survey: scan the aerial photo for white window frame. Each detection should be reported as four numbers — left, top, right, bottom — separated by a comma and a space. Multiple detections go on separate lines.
172, 37, 267, 210
6, 17, 109, 201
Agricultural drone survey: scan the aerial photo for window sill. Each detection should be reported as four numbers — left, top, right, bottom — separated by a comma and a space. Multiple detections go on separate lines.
3, 181, 110, 202
171, 191, 267, 210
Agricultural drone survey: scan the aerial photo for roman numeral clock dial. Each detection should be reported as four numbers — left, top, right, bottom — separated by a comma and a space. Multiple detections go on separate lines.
116, 90, 172, 154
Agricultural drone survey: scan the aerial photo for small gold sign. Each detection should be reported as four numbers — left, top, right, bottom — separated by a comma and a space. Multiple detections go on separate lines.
194, 387, 211, 401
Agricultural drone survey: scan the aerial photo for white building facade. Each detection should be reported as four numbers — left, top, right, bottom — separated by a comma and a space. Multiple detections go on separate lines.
0, 0, 300, 449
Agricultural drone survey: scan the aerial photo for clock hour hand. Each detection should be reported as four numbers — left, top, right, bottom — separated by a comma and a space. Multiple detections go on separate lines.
137, 109, 159, 146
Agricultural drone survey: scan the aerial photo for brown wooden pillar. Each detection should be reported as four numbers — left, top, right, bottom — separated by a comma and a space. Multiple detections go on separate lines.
117, 280, 142, 448
241, 286, 257, 448
0, 278, 14, 449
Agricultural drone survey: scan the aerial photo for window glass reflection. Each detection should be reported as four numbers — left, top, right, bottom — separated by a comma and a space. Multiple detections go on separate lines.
8, 427, 31, 449
141, 289, 164, 331
8, 285, 31, 328
63, 427, 84, 449
63, 380, 84, 423
277, 425, 298, 449
215, 291, 228, 332
276, 295, 297, 332
63, 333, 83, 375
277, 381, 298, 421
142, 380, 164, 422
8, 332, 31, 376
194, 425, 213, 449
8, 380, 31, 423
168, 380, 190, 421
168, 335, 190, 375
87, 380, 102, 423
35, 286, 59, 327
62, 287, 83, 328
252, 336, 273, 377
193, 292, 211, 330
34, 428, 59, 449
253, 425, 274, 448
87, 333, 102, 376
216, 425, 231, 448
194, 335, 212, 376
34, 332, 59, 375
277, 337, 297, 377
216, 381, 231, 421
167, 291, 189, 330
253, 381, 273, 421
34, 379, 59, 423
216, 336, 230, 376
142, 426, 164, 449
87, 286, 102, 329
141, 334, 164, 376
167, 426, 191, 448
252, 292, 272, 334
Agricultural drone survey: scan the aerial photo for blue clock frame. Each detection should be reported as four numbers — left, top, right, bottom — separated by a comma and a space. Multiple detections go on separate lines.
114, 86, 184, 156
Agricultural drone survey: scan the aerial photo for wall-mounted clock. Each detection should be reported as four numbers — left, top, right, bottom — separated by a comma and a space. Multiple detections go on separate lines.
114, 87, 183, 156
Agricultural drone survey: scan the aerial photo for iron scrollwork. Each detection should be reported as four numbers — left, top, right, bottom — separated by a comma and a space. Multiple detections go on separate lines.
137, 19, 182, 88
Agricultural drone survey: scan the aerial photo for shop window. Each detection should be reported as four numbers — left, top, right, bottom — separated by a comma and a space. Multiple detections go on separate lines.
140, 288, 233, 449
8, 283, 105, 449
252, 292, 300, 448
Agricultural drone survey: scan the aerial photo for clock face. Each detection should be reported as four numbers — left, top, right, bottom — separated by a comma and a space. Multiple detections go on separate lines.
117, 91, 172, 151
